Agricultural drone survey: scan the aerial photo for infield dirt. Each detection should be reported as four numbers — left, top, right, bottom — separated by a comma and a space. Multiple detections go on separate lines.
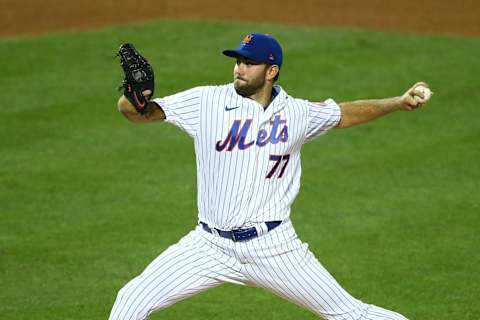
1, 0, 479, 38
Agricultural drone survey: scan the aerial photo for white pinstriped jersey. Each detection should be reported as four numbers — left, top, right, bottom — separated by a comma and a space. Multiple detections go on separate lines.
153, 83, 340, 230
111, 83, 408, 320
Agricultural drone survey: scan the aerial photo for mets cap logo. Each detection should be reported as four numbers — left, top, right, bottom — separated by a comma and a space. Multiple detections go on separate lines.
242, 34, 253, 45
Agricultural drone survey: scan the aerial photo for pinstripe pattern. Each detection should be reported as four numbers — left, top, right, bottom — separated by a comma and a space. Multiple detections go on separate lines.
109, 222, 407, 320
109, 84, 408, 319
153, 84, 341, 230
306, 99, 342, 141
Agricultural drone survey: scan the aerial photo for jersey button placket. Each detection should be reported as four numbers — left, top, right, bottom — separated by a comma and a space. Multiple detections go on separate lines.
245, 117, 271, 216
242, 101, 265, 213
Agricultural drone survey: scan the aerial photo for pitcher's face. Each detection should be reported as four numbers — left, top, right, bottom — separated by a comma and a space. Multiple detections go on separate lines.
233, 58, 270, 97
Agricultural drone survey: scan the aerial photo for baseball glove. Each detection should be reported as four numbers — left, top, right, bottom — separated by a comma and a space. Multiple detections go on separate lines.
117, 43, 155, 115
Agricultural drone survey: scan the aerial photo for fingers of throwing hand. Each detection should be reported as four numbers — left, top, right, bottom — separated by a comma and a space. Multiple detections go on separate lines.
405, 81, 432, 110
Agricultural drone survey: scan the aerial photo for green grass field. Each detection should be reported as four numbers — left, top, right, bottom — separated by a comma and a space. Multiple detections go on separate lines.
1, 19, 479, 320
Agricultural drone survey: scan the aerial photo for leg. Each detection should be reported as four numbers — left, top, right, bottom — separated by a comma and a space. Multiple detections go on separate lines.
109, 228, 245, 320
240, 221, 407, 320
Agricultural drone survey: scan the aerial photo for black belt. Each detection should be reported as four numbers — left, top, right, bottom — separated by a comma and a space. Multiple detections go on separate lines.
200, 221, 282, 242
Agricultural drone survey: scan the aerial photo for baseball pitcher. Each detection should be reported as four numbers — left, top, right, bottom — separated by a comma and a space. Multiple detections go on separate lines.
110, 33, 432, 320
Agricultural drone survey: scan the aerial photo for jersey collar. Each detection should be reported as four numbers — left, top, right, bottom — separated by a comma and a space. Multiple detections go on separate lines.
228, 83, 287, 108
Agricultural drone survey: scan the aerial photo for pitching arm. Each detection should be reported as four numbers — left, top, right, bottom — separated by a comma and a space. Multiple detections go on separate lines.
335, 82, 431, 129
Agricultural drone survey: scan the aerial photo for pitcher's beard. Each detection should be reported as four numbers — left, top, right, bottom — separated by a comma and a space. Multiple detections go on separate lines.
234, 78, 265, 97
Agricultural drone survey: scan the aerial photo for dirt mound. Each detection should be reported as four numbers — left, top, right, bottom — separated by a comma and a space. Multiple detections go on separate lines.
1, 0, 479, 37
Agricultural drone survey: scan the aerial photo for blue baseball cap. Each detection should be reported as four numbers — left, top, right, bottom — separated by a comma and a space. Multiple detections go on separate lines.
223, 33, 283, 69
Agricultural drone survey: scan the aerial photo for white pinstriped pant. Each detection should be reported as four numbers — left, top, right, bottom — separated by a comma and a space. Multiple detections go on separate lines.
108, 219, 408, 320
